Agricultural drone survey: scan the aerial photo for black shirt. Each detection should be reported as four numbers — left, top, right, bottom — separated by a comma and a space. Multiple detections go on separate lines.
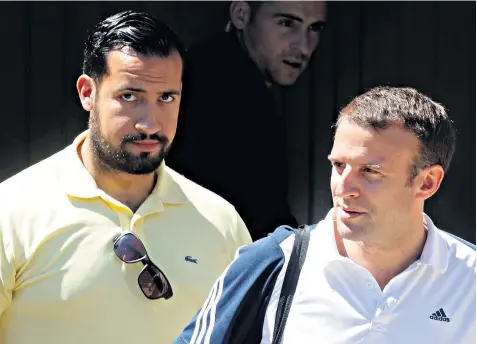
167, 32, 298, 241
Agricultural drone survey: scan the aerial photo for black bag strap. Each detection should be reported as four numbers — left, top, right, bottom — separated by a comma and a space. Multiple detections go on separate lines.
271, 225, 311, 344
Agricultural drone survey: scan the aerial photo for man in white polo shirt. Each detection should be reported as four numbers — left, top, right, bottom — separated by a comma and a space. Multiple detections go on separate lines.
175, 87, 475, 344
0, 10, 251, 344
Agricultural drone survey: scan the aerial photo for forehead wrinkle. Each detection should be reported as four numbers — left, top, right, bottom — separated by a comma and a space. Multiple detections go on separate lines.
117, 71, 169, 83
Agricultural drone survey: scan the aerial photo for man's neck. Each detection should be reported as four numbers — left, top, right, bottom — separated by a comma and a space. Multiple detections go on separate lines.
79, 137, 157, 213
336, 218, 428, 290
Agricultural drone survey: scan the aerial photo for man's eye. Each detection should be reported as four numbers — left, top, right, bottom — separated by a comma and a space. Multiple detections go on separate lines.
363, 167, 378, 174
159, 94, 174, 103
120, 93, 137, 102
310, 23, 325, 33
278, 19, 294, 28
332, 162, 344, 169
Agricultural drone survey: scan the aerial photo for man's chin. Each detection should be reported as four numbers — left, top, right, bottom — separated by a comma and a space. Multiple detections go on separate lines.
107, 155, 164, 175
128, 159, 164, 175
335, 221, 367, 241
274, 73, 301, 87
126, 168, 158, 175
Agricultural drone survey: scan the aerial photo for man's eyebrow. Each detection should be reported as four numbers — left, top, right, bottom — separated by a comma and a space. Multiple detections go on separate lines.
115, 86, 146, 93
273, 13, 303, 23
327, 155, 384, 169
273, 14, 327, 27
114, 86, 181, 95
162, 89, 181, 96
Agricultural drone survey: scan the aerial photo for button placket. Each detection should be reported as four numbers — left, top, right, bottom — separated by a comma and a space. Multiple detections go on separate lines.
130, 216, 144, 238
117, 212, 132, 232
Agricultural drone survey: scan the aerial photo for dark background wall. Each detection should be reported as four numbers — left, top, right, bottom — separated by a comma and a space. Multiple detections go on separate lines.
0, 1, 474, 243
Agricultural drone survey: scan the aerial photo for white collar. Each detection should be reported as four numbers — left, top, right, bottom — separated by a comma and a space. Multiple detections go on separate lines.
314, 209, 449, 274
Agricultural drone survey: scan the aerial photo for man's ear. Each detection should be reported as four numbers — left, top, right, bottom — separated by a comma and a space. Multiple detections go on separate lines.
230, 1, 252, 30
76, 74, 96, 112
414, 165, 445, 201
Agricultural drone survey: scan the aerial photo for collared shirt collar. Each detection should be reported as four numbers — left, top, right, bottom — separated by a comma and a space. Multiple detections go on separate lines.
312, 210, 345, 264
316, 209, 449, 273
419, 213, 449, 274
59, 130, 189, 206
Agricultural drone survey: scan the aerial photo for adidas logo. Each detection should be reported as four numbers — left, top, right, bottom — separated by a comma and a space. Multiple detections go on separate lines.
429, 308, 450, 322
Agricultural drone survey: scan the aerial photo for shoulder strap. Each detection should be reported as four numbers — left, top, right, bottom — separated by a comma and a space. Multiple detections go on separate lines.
271, 224, 311, 344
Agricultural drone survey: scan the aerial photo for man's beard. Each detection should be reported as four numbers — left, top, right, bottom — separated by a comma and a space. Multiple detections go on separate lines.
89, 110, 169, 175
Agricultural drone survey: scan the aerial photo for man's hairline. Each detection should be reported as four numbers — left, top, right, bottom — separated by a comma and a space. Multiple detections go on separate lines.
89, 46, 184, 83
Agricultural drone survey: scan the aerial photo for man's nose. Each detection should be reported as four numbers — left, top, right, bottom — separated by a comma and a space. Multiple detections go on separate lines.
135, 106, 162, 136
334, 168, 360, 199
291, 34, 312, 60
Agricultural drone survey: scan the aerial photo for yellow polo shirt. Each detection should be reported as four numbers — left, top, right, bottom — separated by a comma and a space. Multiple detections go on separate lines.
0, 131, 252, 344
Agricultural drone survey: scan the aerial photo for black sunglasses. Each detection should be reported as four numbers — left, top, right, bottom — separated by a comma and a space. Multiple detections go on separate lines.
113, 232, 173, 300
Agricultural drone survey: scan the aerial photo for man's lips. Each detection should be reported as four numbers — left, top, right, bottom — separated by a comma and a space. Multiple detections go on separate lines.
338, 206, 366, 219
133, 139, 159, 145
283, 60, 303, 69
130, 140, 160, 152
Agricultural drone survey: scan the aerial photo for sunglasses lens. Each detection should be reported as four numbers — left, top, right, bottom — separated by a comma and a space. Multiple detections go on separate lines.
114, 233, 146, 263
138, 265, 172, 300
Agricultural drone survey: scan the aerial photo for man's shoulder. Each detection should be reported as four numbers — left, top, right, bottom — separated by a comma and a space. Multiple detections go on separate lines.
0, 147, 66, 198
165, 165, 237, 212
436, 228, 475, 273
0, 147, 67, 237
216, 226, 298, 284
240, 225, 299, 259
440, 230, 475, 250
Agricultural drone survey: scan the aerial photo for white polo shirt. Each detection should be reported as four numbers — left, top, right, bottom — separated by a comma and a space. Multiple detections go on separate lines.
261, 212, 476, 344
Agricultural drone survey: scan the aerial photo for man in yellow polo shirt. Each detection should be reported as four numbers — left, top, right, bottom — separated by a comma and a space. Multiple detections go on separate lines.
0, 10, 252, 344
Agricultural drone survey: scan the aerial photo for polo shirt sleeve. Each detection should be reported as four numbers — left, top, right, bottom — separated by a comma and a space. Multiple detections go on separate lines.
231, 212, 253, 251
0, 223, 15, 317
174, 229, 288, 344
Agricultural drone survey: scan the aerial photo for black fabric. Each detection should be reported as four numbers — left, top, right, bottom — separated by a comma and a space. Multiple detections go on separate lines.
166, 32, 297, 241
229, 225, 311, 344
272, 225, 311, 344
228, 259, 286, 344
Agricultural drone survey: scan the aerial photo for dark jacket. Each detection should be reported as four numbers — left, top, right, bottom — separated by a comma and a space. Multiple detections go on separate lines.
167, 32, 297, 241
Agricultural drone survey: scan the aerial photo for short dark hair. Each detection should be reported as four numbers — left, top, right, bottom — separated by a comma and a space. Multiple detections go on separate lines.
82, 10, 186, 81
336, 86, 456, 181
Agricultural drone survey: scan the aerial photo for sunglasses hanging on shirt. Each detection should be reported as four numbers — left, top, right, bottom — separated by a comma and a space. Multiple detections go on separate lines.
113, 231, 173, 300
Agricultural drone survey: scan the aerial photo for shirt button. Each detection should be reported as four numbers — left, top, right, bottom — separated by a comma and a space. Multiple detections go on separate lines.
387, 297, 397, 306
366, 282, 374, 289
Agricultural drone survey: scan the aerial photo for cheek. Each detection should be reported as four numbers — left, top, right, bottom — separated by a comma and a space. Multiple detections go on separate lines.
159, 106, 180, 136
94, 94, 121, 115
309, 34, 320, 52
329, 172, 338, 194
269, 35, 292, 58
98, 109, 134, 140
251, 26, 284, 59
368, 184, 413, 212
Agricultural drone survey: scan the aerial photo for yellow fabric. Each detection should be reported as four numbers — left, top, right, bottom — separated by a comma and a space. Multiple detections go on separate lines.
0, 131, 252, 344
